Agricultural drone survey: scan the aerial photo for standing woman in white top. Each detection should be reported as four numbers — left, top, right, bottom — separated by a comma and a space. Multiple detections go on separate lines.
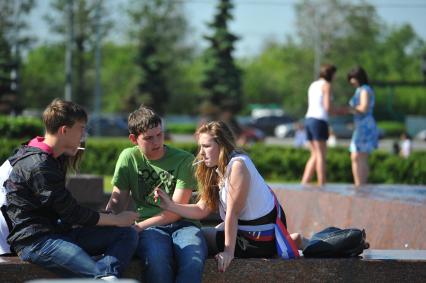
302, 64, 337, 186
155, 121, 303, 273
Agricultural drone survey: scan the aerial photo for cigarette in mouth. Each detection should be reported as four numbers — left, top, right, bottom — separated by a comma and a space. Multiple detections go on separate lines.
77, 147, 85, 151
192, 159, 204, 166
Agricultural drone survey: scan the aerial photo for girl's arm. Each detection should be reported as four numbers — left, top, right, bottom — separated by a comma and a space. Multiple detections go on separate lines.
352, 89, 369, 114
97, 211, 139, 227
154, 188, 212, 220
217, 159, 250, 272
322, 81, 332, 113
134, 188, 194, 232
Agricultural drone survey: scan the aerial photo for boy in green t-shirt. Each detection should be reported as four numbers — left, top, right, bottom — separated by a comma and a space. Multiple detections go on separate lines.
106, 106, 207, 283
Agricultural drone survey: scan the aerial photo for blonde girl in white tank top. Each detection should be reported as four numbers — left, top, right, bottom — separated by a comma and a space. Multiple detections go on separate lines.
154, 121, 305, 272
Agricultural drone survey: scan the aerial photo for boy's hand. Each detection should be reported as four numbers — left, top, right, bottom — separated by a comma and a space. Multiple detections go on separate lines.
154, 188, 173, 209
114, 211, 139, 227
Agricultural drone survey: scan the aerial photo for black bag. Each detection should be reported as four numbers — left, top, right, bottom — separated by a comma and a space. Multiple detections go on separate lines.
302, 227, 369, 258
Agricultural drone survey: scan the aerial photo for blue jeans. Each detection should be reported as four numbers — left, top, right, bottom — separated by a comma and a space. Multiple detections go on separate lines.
17, 226, 138, 278
136, 220, 208, 283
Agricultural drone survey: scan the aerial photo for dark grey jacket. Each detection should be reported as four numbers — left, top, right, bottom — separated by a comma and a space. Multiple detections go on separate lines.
4, 145, 99, 252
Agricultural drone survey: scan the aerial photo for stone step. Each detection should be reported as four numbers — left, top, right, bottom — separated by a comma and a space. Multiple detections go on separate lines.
1, 250, 426, 283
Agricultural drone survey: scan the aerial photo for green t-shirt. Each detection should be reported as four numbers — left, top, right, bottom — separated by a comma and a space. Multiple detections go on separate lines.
112, 145, 198, 223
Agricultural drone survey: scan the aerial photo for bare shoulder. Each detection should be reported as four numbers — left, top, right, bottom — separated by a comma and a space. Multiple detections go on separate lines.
230, 158, 247, 172
360, 88, 369, 96
229, 159, 249, 180
322, 81, 331, 91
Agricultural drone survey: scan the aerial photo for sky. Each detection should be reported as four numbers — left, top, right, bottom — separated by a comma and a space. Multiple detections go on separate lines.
29, 0, 426, 58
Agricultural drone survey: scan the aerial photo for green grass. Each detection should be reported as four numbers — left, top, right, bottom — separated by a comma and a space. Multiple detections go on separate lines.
166, 123, 197, 134
103, 175, 113, 193
100, 174, 293, 193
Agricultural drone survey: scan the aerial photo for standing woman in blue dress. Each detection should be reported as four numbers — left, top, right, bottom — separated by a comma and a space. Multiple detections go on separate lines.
347, 66, 378, 187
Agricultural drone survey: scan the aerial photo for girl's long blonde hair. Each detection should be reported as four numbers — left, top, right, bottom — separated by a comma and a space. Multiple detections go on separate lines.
195, 121, 241, 211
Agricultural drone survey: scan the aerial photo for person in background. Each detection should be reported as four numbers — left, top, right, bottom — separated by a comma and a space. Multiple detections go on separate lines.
400, 132, 412, 158
293, 122, 308, 148
155, 121, 304, 273
105, 106, 207, 283
327, 127, 337, 148
392, 140, 400, 155
302, 64, 337, 186
347, 66, 378, 187
3, 99, 139, 280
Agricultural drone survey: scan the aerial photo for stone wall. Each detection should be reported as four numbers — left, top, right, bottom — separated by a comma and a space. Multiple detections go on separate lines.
273, 185, 426, 249
65, 175, 426, 250
2, 253, 426, 283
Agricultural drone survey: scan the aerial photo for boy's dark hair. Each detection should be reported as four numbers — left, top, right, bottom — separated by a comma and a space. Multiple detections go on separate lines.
319, 64, 337, 82
42, 98, 88, 134
128, 105, 162, 136
347, 66, 369, 85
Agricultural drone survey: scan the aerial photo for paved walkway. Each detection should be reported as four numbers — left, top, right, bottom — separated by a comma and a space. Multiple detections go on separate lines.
171, 134, 426, 151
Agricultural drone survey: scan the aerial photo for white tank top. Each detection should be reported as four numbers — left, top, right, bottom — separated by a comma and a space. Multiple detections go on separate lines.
218, 154, 274, 221
305, 79, 328, 121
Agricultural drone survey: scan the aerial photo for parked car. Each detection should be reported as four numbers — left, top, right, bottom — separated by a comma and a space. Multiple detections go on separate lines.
415, 129, 426, 141
87, 115, 129, 137
239, 126, 265, 144
274, 123, 296, 138
328, 116, 354, 139
248, 115, 296, 137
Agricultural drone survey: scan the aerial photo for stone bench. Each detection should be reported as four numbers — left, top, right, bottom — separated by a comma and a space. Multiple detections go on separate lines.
1, 250, 426, 283
66, 174, 107, 211
68, 176, 426, 250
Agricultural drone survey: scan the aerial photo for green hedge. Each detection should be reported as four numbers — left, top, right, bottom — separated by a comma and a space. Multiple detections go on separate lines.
0, 116, 44, 139
0, 116, 198, 139
166, 123, 197, 134
377, 121, 405, 138
0, 116, 409, 140
1, 138, 425, 184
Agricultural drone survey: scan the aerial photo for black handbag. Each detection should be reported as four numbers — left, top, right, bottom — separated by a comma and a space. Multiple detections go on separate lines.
303, 227, 369, 258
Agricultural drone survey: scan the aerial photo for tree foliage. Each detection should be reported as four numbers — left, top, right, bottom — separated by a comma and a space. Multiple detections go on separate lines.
45, 0, 112, 109
242, 40, 313, 116
99, 43, 139, 113
125, 0, 192, 115
15, 0, 426, 119
0, 0, 34, 113
201, 0, 242, 115
0, 0, 34, 49
21, 44, 65, 108
243, 0, 426, 118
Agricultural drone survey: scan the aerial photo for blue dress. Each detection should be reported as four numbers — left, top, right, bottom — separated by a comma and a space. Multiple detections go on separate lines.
349, 85, 378, 153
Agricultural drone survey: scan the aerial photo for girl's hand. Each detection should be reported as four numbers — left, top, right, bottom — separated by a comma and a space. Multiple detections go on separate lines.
215, 250, 234, 272
154, 188, 173, 209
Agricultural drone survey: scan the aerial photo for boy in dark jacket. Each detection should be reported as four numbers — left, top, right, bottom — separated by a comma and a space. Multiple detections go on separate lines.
3, 99, 139, 280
